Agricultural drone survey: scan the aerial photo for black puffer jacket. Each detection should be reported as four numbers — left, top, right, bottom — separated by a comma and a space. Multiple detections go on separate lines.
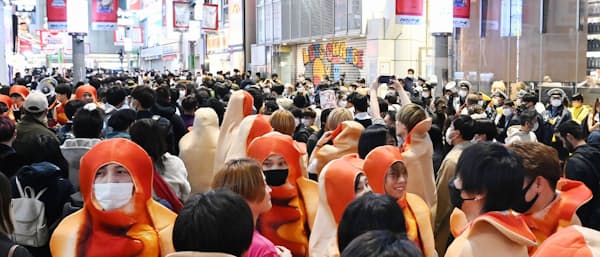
565, 144, 600, 230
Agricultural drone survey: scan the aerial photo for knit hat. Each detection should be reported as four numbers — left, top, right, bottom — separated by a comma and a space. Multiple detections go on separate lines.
23, 91, 48, 113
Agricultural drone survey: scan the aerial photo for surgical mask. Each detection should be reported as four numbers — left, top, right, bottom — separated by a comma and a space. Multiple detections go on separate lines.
263, 87, 271, 94
422, 92, 430, 98
532, 122, 539, 132
301, 118, 311, 127
94, 183, 134, 211
264, 169, 289, 186
493, 99, 500, 106
297, 87, 305, 93
503, 108, 513, 117
179, 90, 186, 98
478, 100, 484, 106
338, 100, 348, 108
458, 90, 468, 98
551, 99, 562, 107
445, 127, 455, 145
448, 177, 476, 210
512, 179, 539, 213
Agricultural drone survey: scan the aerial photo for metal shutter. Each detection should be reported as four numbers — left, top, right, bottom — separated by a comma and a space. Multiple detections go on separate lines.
281, 0, 290, 41
295, 39, 367, 84
292, 0, 301, 39
310, 0, 322, 38
300, 0, 311, 38
322, 0, 335, 36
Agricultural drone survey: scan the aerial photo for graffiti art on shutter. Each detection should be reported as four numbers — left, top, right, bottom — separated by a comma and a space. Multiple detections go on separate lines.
301, 41, 364, 85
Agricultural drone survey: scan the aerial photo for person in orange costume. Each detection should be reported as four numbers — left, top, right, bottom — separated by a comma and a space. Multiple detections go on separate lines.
532, 225, 600, 257
50, 138, 176, 257
75, 85, 98, 104
247, 132, 318, 257
9, 85, 29, 108
308, 120, 364, 176
214, 90, 254, 172
507, 142, 592, 254
445, 143, 536, 257
309, 153, 371, 257
363, 145, 436, 257
0, 95, 15, 121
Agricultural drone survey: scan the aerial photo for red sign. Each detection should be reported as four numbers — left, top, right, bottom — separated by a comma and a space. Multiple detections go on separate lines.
173, 1, 191, 31
91, 0, 119, 30
201, 3, 219, 31
454, 0, 471, 27
47, 0, 67, 30
395, 0, 423, 25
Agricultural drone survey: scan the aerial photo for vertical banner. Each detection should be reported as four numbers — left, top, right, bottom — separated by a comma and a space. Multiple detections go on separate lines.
430, 0, 454, 34
47, 0, 67, 30
202, 3, 218, 30
91, 0, 119, 30
173, 1, 191, 31
67, 0, 89, 34
395, 0, 424, 25
453, 0, 470, 28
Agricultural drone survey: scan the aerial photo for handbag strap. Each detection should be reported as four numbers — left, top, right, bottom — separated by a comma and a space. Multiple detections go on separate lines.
15, 177, 47, 199
7, 244, 18, 257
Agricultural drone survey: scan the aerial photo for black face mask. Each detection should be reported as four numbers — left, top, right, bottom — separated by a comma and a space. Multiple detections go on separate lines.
448, 177, 476, 210
512, 178, 539, 213
264, 169, 289, 187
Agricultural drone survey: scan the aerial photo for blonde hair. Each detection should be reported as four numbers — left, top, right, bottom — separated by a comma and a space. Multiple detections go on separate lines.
270, 109, 296, 136
396, 104, 426, 133
491, 81, 506, 93
326, 108, 353, 131
211, 158, 266, 202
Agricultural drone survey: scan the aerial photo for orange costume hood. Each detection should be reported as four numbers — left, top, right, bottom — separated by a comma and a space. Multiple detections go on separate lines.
446, 210, 537, 257
532, 225, 600, 257
9, 85, 29, 99
400, 118, 437, 213
308, 120, 364, 176
521, 178, 592, 254
309, 154, 364, 257
75, 85, 98, 103
50, 139, 176, 257
247, 132, 317, 257
363, 145, 436, 257
225, 114, 272, 163
179, 108, 220, 193
0, 94, 15, 121
213, 90, 254, 172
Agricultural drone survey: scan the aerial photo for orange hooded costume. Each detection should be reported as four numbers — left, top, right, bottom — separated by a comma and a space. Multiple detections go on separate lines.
50, 139, 176, 257
247, 132, 318, 257
0, 94, 15, 121
363, 145, 436, 257
308, 121, 364, 176
520, 178, 592, 254
309, 153, 365, 257
446, 210, 537, 257
213, 90, 254, 172
75, 85, 98, 103
532, 225, 600, 257
400, 118, 437, 215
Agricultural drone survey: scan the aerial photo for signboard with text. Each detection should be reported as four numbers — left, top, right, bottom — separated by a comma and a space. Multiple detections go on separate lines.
395, 0, 424, 25
47, 0, 67, 30
91, 0, 119, 30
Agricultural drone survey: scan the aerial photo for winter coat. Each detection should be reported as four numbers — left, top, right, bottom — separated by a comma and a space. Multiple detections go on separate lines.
505, 125, 538, 144
564, 144, 600, 230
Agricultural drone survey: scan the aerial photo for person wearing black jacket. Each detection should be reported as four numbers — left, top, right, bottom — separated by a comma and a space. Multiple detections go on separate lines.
558, 120, 600, 230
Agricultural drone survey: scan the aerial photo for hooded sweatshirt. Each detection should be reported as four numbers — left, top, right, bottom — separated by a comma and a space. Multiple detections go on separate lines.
565, 144, 600, 230
505, 125, 538, 144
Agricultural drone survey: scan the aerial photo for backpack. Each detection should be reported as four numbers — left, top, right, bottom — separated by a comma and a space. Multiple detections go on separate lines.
10, 177, 49, 247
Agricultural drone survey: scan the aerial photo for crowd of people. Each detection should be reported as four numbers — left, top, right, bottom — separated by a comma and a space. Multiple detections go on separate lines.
0, 67, 599, 257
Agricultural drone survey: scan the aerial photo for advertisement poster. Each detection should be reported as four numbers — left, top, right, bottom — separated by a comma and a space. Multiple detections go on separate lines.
91, 0, 119, 30
173, 1, 191, 31
39, 30, 68, 52
47, 0, 67, 30
395, 0, 424, 25
319, 90, 337, 110
202, 3, 218, 31
228, 0, 243, 46
453, 0, 470, 28
67, 0, 89, 34
430, 0, 454, 34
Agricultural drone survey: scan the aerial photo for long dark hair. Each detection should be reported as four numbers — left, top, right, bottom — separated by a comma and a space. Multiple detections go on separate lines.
129, 118, 168, 170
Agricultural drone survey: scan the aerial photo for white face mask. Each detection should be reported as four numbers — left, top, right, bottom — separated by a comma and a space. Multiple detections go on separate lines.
338, 100, 347, 108
478, 100, 484, 106
263, 87, 271, 94
94, 183, 134, 211
503, 108, 513, 117
297, 87, 305, 93
445, 127, 455, 145
422, 92, 430, 98
532, 122, 539, 132
301, 118, 311, 127
493, 99, 500, 106
551, 99, 562, 107
458, 90, 468, 98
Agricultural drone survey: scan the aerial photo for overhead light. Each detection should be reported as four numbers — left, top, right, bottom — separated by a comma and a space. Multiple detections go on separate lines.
282, 43, 287, 45
322, 38, 327, 41
311, 39, 316, 42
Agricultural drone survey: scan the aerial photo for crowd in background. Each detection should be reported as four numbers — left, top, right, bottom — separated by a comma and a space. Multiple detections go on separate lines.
0, 67, 599, 257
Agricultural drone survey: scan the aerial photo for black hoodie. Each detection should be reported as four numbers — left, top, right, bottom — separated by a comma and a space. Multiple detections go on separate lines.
151, 101, 187, 154
565, 144, 600, 230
